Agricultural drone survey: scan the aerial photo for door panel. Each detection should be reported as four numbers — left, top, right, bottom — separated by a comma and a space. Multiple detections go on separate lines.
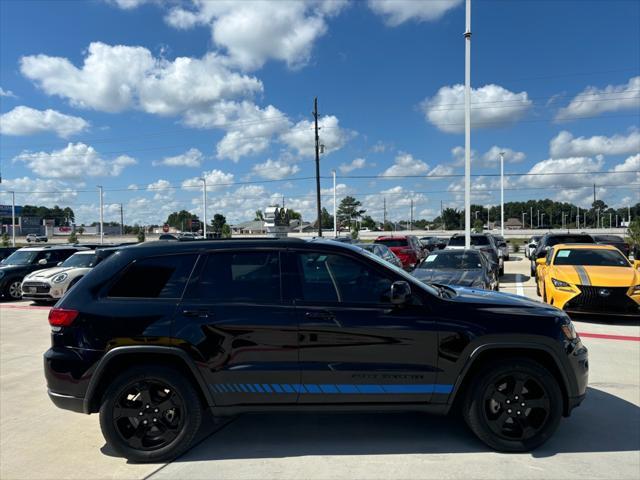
175, 250, 299, 406
287, 251, 440, 404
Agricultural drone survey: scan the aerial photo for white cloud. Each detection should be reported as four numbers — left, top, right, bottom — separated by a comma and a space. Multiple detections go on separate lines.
339, 158, 366, 173
108, 0, 150, 9
280, 115, 350, 157
370, 141, 388, 153
368, 0, 461, 26
522, 156, 605, 189
153, 148, 204, 167
427, 164, 455, 178
252, 159, 301, 180
0, 106, 88, 138
164, 0, 348, 70
380, 152, 429, 177
364, 185, 428, 219
13, 142, 136, 179
0, 177, 78, 205
482, 146, 526, 166
147, 179, 174, 201
0, 87, 16, 98
451, 145, 477, 167
421, 84, 532, 133
181, 169, 235, 192
549, 130, 640, 158
608, 153, 640, 184
20, 42, 262, 115
555, 76, 640, 122
200, 102, 291, 162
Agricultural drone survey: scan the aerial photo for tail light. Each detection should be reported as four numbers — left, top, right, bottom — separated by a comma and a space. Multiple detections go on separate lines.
48, 308, 79, 327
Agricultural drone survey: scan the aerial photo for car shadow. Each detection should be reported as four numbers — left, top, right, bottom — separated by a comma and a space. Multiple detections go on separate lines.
500, 273, 530, 283
571, 313, 640, 327
155, 387, 638, 463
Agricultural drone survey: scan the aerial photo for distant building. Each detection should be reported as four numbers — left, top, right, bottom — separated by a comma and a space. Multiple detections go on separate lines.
503, 218, 523, 229
230, 220, 267, 234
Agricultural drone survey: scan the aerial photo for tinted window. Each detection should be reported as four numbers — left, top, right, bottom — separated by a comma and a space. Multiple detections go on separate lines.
546, 235, 593, 247
297, 252, 392, 304
375, 238, 408, 248
109, 254, 197, 298
593, 235, 623, 243
418, 251, 482, 269
62, 253, 97, 268
190, 251, 281, 303
554, 249, 628, 267
448, 236, 490, 247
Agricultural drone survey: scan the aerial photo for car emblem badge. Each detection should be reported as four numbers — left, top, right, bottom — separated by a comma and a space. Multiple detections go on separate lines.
597, 288, 610, 297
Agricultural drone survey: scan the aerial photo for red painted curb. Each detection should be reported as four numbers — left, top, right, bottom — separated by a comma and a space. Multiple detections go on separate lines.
578, 332, 640, 342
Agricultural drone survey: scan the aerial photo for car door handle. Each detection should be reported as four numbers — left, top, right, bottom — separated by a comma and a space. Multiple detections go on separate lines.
304, 311, 335, 321
182, 309, 211, 318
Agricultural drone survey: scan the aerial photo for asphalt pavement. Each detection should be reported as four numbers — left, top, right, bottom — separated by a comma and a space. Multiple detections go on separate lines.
0, 255, 638, 480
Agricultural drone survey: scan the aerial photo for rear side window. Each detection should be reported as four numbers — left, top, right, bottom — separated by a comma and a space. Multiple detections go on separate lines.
547, 235, 593, 246
189, 251, 281, 303
108, 254, 197, 298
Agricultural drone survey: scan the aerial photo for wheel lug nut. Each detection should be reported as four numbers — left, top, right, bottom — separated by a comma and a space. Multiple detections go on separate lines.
142, 420, 147, 425
154, 408, 159, 413
507, 409, 512, 413
514, 395, 519, 400
153, 418, 157, 422
138, 412, 143, 416
517, 411, 521, 415
521, 402, 525, 407
506, 400, 510, 404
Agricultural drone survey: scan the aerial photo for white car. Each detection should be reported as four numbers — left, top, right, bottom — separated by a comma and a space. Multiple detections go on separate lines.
21, 250, 100, 302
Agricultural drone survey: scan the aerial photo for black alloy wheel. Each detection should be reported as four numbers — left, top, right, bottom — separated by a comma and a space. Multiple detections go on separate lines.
463, 359, 562, 452
100, 366, 202, 462
6, 280, 22, 300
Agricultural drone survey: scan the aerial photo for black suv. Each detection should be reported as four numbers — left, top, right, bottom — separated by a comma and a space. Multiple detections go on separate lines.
45, 239, 588, 462
447, 233, 504, 276
0, 245, 85, 300
529, 233, 594, 277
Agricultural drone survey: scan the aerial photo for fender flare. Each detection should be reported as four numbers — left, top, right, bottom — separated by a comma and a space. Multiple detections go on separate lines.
83, 345, 214, 413
448, 342, 574, 406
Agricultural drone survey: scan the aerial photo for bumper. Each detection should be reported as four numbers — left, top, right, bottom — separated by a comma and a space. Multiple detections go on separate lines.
48, 390, 85, 413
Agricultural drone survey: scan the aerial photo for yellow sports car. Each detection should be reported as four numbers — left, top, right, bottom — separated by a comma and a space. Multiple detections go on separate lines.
536, 243, 640, 316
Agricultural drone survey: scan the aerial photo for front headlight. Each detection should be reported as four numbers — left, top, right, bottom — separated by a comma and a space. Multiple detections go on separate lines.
561, 321, 578, 340
632, 285, 640, 295
52, 273, 68, 284
551, 278, 574, 289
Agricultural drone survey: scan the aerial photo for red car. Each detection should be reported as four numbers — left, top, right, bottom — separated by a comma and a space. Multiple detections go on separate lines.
374, 235, 425, 269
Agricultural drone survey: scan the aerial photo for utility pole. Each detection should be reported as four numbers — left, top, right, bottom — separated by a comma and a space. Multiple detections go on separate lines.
463, 0, 472, 248
522, 212, 526, 231
10, 191, 15, 247
120, 203, 124, 236
332, 169, 337, 237
313, 97, 322, 237
409, 197, 414, 231
537, 210, 540, 229
609, 212, 612, 230
500, 151, 505, 237
96, 185, 104, 244
576, 207, 580, 229
628, 205, 631, 223
440, 200, 445, 231
383, 197, 387, 230
201, 178, 207, 238
530, 206, 533, 230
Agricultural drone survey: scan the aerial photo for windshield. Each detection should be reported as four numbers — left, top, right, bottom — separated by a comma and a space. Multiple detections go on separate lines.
374, 239, 407, 248
593, 235, 623, 243
2, 250, 37, 265
418, 251, 482, 270
448, 236, 489, 247
61, 253, 97, 268
554, 249, 629, 267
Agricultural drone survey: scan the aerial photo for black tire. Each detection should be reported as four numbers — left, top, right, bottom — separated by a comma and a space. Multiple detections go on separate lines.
536, 281, 541, 297
463, 358, 562, 452
4, 278, 22, 300
99, 365, 203, 463
499, 266, 504, 277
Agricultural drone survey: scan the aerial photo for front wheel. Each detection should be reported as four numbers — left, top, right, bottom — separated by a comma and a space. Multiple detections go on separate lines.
463, 359, 562, 452
99, 365, 203, 463
5, 279, 22, 300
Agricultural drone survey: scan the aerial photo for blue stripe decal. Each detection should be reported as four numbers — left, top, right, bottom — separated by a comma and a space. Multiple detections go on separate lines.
211, 383, 453, 394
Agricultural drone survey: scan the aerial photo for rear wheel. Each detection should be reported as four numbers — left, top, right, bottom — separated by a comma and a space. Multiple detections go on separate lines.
463, 359, 562, 452
99, 365, 203, 463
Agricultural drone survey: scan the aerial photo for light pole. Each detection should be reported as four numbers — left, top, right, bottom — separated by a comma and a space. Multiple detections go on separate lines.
522, 212, 526, 231
499, 151, 505, 237
97, 185, 104, 244
10, 191, 15, 247
463, 0, 472, 248
332, 169, 337, 237
201, 178, 207, 238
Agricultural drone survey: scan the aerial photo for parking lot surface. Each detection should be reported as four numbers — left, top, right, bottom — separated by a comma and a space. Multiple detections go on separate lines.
1, 255, 638, 480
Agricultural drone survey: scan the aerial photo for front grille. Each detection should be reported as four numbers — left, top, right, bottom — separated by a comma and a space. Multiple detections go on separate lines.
565, 285, 638, 314
21, 282, 51, 294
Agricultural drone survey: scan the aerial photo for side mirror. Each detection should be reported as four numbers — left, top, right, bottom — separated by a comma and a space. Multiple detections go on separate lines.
536, 258, 546, 266
38, 259, 47, 265
390, 280, 411, 305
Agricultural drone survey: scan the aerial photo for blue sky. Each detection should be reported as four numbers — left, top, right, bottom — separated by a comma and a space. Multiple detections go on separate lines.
1, 0, 639, 225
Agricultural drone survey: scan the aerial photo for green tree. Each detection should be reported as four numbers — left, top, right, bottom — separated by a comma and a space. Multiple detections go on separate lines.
211, 214, 227, 235
337, 196, 366, 231
221, 224, 232, 239
1, 233, 9, 247
137, 229, 146, 243
627, 219, 640, 255
350, 224, 359, 240
67, 231, 78, 244
254, 210, 264, 221
473, 219, 484, 233
165, 210, 199, 230
77, 226, 85, 235
361, 215, 377, 230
